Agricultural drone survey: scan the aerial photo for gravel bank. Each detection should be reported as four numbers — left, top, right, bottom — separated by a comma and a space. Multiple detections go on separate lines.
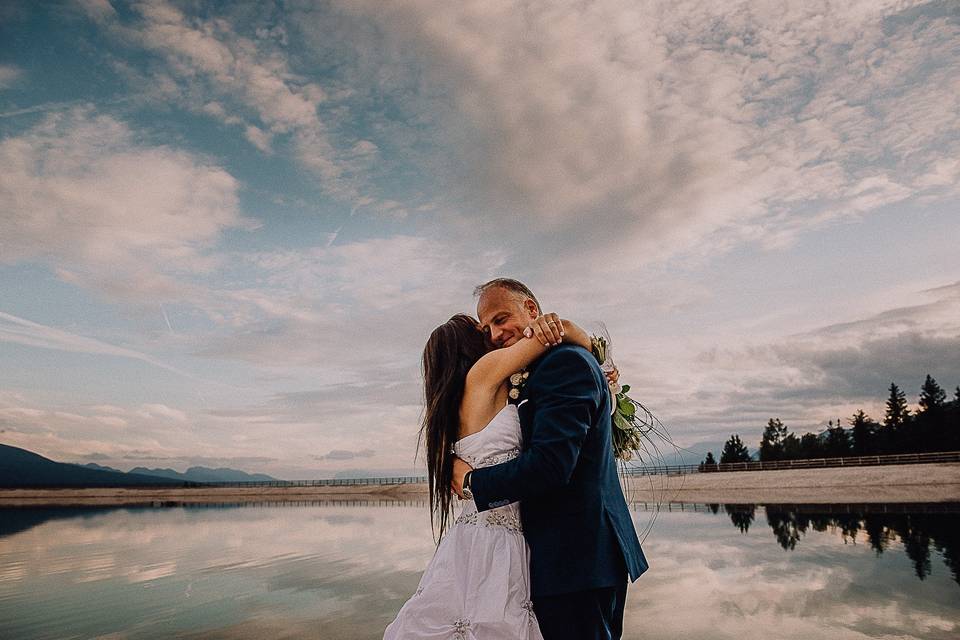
625, 462, 960, 504
2, 463, 957, 507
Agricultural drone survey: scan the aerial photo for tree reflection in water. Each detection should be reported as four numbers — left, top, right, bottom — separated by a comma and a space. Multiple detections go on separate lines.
719, 504, 960, 585
723, 504, 755, 534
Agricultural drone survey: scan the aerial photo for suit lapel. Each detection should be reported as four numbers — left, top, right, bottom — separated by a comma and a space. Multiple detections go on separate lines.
516, 351, 548, 450
518, 399, 533, 449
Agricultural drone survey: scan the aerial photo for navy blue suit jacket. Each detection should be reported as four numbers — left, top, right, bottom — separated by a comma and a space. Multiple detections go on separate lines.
470, 344, 648, 598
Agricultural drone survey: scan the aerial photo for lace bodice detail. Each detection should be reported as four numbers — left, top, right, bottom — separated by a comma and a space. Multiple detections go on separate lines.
453, 403, 523, 534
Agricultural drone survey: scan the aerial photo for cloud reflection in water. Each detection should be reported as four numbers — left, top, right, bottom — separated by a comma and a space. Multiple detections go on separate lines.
0, 502, 956, 639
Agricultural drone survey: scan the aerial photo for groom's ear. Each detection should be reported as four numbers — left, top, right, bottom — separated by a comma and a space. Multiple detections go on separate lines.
523, 298, 539, 318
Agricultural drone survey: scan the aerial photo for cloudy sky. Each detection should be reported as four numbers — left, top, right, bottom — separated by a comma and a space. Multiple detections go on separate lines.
1, 0, 958, 478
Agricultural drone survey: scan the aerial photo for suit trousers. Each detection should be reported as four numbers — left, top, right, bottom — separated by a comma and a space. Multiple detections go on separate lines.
532, 578, 628, 640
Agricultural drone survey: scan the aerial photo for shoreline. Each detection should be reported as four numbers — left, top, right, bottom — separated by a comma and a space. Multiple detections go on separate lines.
628, 462, 960, 505
2, 462, 958, 508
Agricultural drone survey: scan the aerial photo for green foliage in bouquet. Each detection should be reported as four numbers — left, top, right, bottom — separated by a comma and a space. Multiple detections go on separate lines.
590, 334, 648, 462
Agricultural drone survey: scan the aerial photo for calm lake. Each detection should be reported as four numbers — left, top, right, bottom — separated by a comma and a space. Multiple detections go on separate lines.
1, 501, 957, 639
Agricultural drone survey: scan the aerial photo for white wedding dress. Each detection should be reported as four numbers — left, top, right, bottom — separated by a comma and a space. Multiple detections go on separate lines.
383, 402, 544, 640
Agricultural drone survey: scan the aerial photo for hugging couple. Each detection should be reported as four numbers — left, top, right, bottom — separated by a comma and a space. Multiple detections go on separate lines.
384, 278, 648, 640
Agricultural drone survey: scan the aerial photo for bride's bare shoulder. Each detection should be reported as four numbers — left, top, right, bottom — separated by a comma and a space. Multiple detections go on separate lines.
458, 384, 508, 439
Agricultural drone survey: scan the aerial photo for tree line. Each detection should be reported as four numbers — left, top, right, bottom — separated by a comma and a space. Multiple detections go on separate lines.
702, 375, 960, 466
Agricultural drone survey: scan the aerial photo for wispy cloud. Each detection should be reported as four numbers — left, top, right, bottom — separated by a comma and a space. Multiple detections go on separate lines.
662, 281, 960, 443
78, 0, 376, 205
0, 105, 252, 305
75, 0, 116, 22
0, 311, 190, 378
201, 235, 507, 369
0, 99, 87, 119
0, 102, 349, 337
313, 448, 376, 462
0, 96, 131, 119
0, 64, 23, 89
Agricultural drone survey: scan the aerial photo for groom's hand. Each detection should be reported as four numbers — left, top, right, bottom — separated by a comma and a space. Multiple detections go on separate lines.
451, 457, 473, 499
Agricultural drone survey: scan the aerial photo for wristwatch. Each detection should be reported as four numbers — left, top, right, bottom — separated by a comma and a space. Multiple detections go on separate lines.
462, 471, 474, 500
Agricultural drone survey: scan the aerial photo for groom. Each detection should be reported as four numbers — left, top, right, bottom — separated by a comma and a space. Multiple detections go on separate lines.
452, 278, 648, 640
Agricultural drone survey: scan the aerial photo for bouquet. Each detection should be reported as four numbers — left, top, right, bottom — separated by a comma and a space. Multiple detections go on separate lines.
589, 330, 649, 462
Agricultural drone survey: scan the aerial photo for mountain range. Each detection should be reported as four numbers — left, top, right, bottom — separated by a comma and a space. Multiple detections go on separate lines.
0, 444, 278, 487
0, 444, 187, 488
123, 465, 276, 483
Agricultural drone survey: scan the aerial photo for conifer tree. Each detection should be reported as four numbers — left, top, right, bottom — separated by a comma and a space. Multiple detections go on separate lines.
884, 382, 912, 452
849, 409, 876, 455
919, 375, 946, 413
782, 432, 801, 459
760, 418, 787, 461
825, 422, 851, 457
884, 383, 910, 428
799, 432, 822, 458
952, 387, 960, 451
915, 375, 948, 453
721, 435, 751, 463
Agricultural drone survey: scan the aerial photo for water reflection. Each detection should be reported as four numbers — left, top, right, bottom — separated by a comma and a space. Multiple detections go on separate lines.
0, 506, 123, 539
724, 503, 756, 533
0, 499, 427, 542
714, 503, 960, 585
0, 501, 957, 640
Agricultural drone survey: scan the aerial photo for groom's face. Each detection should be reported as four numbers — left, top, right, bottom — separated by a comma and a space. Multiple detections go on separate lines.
477, 287, 539, 349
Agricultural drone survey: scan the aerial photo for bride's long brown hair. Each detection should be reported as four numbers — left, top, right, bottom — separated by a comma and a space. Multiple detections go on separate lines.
419, 314, 489, 540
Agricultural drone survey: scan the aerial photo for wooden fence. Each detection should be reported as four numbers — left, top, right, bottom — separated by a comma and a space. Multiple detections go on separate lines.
196, 451, 960, 487
201, 476, 428, 488
625, 450, 960, 476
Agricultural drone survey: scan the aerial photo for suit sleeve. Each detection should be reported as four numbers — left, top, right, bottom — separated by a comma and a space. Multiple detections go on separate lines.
469, 346, 603, 512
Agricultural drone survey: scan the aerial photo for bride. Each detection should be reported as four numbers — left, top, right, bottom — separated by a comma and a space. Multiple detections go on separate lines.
383, 311, 591, 639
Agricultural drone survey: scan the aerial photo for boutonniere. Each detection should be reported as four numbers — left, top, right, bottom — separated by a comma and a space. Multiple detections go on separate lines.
508, 370, 530, 401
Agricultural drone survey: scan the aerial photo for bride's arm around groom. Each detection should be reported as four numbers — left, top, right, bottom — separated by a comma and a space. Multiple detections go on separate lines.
470, 344, 603, 504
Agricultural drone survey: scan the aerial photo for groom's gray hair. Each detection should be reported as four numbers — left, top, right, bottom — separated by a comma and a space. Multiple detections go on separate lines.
473, 278, 542, 313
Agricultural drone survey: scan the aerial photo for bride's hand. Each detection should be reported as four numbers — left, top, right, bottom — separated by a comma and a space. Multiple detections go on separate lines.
524, 312, 564, 346
605, 366, 620, 385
